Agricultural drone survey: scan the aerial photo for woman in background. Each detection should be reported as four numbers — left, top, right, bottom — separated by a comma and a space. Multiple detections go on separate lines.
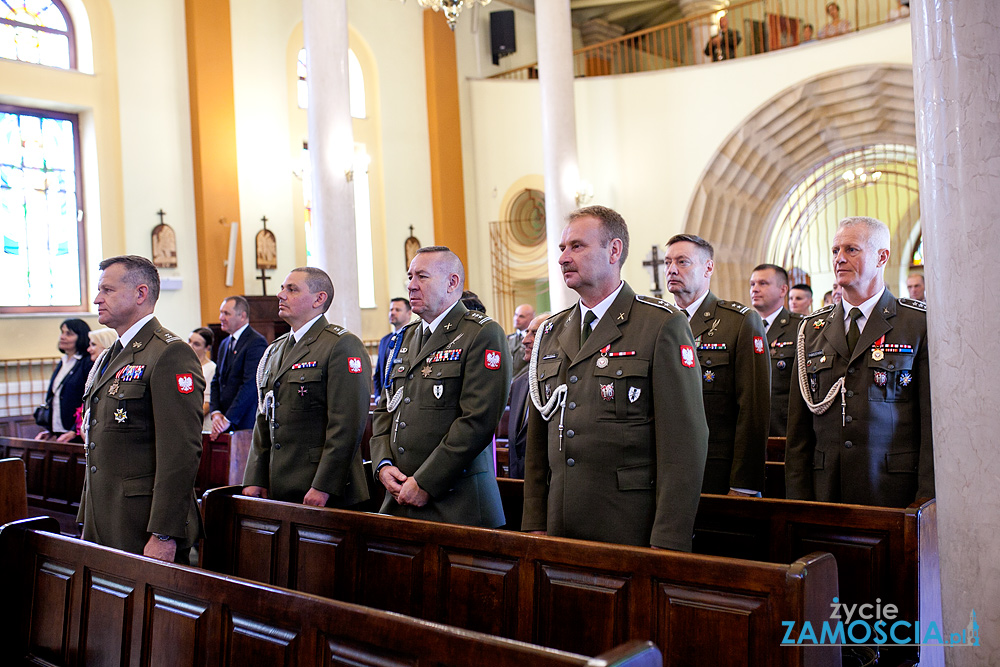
35, 319, 93, 442
86, 328, 117, 363
189, 327, 216, 431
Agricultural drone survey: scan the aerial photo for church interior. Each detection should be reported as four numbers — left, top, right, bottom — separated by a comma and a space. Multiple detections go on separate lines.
2, 0, 997, 665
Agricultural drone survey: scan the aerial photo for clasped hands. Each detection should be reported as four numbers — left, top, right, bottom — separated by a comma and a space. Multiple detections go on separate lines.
377, 465, 429, 507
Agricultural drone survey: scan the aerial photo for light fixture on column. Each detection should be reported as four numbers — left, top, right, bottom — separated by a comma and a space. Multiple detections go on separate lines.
575, 180, 594, 207
416, 0, 491, 31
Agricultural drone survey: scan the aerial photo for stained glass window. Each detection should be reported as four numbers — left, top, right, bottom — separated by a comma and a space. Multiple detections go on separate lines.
0, 105, 84, 310
0, 0, 75, 69
297, 48, 366, 118
911, 234, 923, 266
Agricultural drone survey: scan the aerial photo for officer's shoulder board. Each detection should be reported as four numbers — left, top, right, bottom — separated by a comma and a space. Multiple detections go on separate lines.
324, 323, 348, 337
806, 304, 835, 319
635, 295, 679, 313
464, 310, 493, 326
898, 297, 927, 313
718, 300, 750, 315
155, 328, 184, 344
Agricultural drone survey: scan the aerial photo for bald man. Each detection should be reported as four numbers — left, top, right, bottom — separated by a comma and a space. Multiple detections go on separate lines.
507, 303, 535, 376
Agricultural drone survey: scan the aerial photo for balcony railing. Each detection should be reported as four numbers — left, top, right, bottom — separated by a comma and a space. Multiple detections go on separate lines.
490, 0, 908, 80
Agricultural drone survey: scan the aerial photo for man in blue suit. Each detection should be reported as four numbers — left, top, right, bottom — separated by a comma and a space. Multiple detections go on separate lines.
372, 297, 412, 398
209, 295, 267, 439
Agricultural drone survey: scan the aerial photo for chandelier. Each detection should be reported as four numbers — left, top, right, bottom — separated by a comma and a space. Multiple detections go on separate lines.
417, 0, 491, 31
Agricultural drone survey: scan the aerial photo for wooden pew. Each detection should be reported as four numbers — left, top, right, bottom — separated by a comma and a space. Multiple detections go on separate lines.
0, 457, 28, 525
0, 516, 661, 667
693, 494, 942, 666
201, 487, 840, 667
0, 435, 84, 535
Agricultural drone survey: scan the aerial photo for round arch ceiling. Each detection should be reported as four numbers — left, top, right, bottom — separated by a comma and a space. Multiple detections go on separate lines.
684, 64, 916, 299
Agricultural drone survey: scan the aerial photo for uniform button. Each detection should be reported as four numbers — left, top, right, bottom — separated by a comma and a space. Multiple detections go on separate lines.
299, 375, 306, 381
847, 391, 854, 398
436, 371, 442, 377
616, 370, 623, 376
888, 364, 895, 370
848, 368, 855, 374
274, 443, 281, 449
400, 422, 406, 429
569, 376, 578, 383
92, 396, 99, 403
404, 397, 411, 404
844, 441, 853, 448
568, 402, 576, 410
539, 372, 545, 379
90, 465, 97, 473
566, 430, 575, 438
275, 402, 280, 407
408, 374, 414, 380
705, 359, 713, 366
275, 380, 281, 387
273, 423, 279, 430
91, 419, 97, 426
567, 458, 576, 467
89, 443, 94, 450
398, 446, 405, 454
845, 415, 853, 423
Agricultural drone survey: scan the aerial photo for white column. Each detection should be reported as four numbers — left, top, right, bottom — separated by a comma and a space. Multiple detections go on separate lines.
911, 0, 1000, 663
302, 0, 360, 332
536, 0, 576, 312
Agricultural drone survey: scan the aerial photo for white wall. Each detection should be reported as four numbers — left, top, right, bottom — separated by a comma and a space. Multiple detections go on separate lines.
467, 21, 914, 303
110, 0, 201, 337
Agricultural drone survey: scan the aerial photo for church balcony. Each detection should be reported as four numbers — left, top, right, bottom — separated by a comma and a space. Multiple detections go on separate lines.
491, 0, 908, 80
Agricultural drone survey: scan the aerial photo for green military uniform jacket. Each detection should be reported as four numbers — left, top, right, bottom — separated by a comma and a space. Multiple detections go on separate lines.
785, 291, 934, 506
81, 318, 204, 555
690, 291, 770, 494
522, 283, 709, 551
371, 301, 511, 527
765, 307, 804, 437
244, 316, 370, 507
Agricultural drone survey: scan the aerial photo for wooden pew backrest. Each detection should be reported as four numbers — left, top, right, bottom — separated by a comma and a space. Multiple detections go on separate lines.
0, 517, 661, 667
0, 457, 27, 525
202, 487, 840, 667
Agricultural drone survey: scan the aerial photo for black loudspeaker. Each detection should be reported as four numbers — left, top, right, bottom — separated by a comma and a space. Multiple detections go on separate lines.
490, 10, 516, 66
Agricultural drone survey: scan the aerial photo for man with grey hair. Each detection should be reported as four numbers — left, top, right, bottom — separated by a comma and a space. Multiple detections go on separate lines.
243, 267, 371, 508
786, 216, 934, 506
372, 246, 511, 527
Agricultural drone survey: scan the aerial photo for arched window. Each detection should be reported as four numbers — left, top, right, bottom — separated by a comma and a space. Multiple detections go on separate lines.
0, 104, 85, 311
0, 0, 75, 69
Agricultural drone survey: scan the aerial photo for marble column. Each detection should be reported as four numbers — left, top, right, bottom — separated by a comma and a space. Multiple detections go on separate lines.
536, 0, 576, 312
911, 0, 1000, 663
302, 0, 361, 332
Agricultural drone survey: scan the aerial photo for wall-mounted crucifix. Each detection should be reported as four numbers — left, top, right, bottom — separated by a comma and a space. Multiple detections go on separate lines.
255, 215, 277, 295
642, 245, 665, 297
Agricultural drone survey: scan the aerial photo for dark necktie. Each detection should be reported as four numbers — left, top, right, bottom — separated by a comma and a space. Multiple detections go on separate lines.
279, 335, 297, 367
847, 308, 863, 355
420, 325, 430, 349
581, 310, 597, 348
100, 340, 123, 377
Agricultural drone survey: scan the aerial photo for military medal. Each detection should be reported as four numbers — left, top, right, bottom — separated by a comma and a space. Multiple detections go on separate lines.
433, 384, 443, 399
872, 349, 884, 361
596, 357, 608, 368
114, 408, 127, 423
298, 386, 307, 396
108, 381, 120, 396
600, 383, 614, 401
874, 370, 888, 387
809, 375, 818, 394
132, 341, 142, 349
544, 384, 552, 400
813, 319, 826, 329
421, 365, 432, 378
628, 387, 640, 403
703, 370, 715, 383
899, 371, 913, 387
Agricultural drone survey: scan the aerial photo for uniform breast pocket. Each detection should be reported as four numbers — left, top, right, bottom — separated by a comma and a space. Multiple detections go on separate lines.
803, 353, 835, 400
697, 351, 731, 392
108, 381, 148, 430
868, 354, 916, 403
595, 358, 650, 420
535, 359, 562, 403
423, 361, 462, 409
289, 367, 325, 411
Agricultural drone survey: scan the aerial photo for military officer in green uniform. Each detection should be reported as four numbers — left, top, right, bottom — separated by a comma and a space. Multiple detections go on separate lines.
522, 207, 708, 551
81, 255, 204, 562
372, 247, 510, 527
665, 234, 770, 496
243, 267, 370, 508
786, 217, 934, 506
749, 263, 804, 436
